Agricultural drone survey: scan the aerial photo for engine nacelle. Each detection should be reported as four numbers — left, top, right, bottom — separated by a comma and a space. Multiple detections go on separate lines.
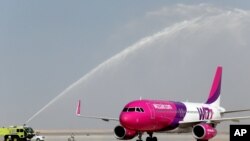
114, 125, 137, 140
192, 123, 217, 140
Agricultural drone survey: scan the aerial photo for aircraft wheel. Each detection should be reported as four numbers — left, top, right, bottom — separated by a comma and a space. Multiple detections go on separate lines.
152, 137, 157, 141
146, 137, 151, 141
146, 137, 157, 141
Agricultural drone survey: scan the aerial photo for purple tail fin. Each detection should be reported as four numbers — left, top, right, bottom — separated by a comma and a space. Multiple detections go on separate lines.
205, 66, 222, 105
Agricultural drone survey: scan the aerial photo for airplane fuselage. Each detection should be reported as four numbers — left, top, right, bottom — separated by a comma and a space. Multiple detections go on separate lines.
120, 100, 223, 132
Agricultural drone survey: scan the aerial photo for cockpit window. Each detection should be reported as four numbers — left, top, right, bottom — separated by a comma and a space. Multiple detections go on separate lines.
136, 108, 140, 112
123, 108, 128, 112
123, 107, 144, 112
128, 108, 135, 112
140, 108, 144, 112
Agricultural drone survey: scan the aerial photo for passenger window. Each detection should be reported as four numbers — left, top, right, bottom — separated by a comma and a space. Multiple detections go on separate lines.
20, 129, 23, 132
17, 129, 19, 132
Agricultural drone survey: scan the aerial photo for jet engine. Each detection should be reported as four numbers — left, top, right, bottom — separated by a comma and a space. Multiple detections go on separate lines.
114, 125, 137, 140
192, 123, 217, 140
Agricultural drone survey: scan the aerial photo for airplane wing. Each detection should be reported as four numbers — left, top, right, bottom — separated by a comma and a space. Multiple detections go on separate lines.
179, 116, 250, 128
211, 116, 250, 122
76, 100, 119, 122
76, 115, 119, 122
222, 109, 250, 114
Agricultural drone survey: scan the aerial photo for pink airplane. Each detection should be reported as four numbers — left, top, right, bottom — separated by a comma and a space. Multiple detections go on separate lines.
76, 66, 250, 141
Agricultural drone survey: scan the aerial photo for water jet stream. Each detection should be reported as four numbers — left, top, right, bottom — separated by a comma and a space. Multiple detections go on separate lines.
25, 17, 201, 123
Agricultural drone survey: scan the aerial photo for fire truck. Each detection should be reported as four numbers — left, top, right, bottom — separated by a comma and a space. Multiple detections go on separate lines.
0, 125, 35, 141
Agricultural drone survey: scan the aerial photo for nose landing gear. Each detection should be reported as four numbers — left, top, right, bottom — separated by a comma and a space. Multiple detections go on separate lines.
136, 132, 158, 141
136, 132, 143, 141
146, 132, 157, 141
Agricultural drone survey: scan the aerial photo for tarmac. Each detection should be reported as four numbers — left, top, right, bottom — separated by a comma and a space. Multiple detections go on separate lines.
36, 130, 229, 141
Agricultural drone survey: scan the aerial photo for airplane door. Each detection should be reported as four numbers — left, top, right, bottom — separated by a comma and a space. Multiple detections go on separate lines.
147, 103, 155, 119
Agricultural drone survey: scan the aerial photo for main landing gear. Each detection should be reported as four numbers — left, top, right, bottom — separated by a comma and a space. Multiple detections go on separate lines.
136, 132, 157, 141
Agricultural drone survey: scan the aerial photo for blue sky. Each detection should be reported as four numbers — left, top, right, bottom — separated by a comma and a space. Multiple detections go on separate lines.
1, 1, 250, 129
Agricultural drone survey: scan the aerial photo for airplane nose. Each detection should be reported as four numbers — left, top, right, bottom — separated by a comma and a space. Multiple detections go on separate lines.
120, 113, 138, 127
120, 113, 129, 124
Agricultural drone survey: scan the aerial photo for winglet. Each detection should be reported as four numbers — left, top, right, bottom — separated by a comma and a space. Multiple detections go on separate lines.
205, 66, 222, 105
76, 100, 81, 116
